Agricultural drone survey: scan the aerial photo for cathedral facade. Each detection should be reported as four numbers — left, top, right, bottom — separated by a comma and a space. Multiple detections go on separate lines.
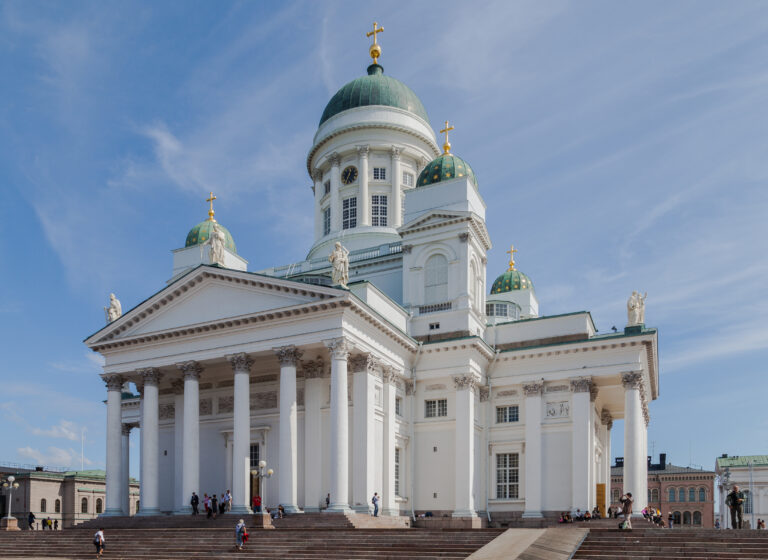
86, 32, 658, 523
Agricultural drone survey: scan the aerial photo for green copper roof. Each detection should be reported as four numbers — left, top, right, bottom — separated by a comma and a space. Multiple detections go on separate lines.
416, 153, 478, 189
716, 455, 768, 468
185, 220, 237, 253
319, 64, 429, 126
491, 269, 534, 294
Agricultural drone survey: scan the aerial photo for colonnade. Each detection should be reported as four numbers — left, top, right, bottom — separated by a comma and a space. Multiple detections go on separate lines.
102, 337, 406, 517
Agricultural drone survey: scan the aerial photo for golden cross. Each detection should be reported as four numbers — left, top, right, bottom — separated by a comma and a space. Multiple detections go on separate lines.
440, 120, 454, 154
206, 191, 217, 221
367, 21, 384, 44
366, 22, 384, 64
506, 245, 518, 271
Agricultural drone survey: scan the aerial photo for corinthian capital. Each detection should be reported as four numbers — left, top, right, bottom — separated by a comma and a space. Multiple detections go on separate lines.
274, 345, 303, 367
569, 377, 592, 393
177, 360, 203, 381
621, 372, 643, 390
348, 353, 379, 375
479, 386, 490, 402
103, 374, 123, 392
137, 368, 160, 386
324, 337, 350, 360
382, 365, 399, 385
600, 408, 613, 428
453, 375, 477, 392
328, 152, 341, 167
227, 352, 254, 374
390, 145, 402, 160
522, 382, 543, 396
300, 359, 325, 379
357, 145, 369, 158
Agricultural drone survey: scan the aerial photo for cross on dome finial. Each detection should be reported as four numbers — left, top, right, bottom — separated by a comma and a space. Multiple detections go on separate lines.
506, 244, 518, 271
366, 22, 384, 64
206, 191, 217, 222
440, 120, 455, 155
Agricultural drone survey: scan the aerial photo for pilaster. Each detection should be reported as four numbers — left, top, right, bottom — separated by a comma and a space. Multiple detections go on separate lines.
329, 153, 341, 232
522, 382, 543, 518
452, 374, 477, 517
358, 145, 370, 226
570, 377, 592, 511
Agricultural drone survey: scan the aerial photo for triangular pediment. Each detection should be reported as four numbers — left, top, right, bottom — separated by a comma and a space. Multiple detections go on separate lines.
85, 266, 344, 346
399, 210, 471, 234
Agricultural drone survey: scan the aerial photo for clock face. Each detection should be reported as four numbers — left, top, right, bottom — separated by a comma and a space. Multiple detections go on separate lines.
341, 165, 358, 185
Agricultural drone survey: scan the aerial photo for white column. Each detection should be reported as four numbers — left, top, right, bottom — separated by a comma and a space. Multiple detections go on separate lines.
570, 378, 591, 512
391, 146, 402, 227
325, 337, 351, 512
382, 367, 397, 516
303, 360, 325, 512
313, 170, 323, 240
622, 372, 645, 515
137, 384, 145, 512
137, 368, 161, 515
177, 361, 202, 514
104, 375, 123, 516
121, 424, 132, 515
225, 434, 233, 496
358, 146, 370, 227
275, 345, 303, 513
228, 353, 253, 514
351, 354, 376, 514
171, 379, 184, 513
522, 382, 543, 517
601, 410, 613, 513
453, 375, 477, 517
329, 153, 341, 232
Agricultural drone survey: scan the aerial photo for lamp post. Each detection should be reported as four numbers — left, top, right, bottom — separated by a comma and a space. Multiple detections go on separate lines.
721, 468, 731, 529
749, 460, 755, 530
1, 475, 21, 531
250, 460, 273, 510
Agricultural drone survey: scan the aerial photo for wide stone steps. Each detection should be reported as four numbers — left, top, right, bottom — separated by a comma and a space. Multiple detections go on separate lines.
573, 528, 768, 559
0, 528, 503, 560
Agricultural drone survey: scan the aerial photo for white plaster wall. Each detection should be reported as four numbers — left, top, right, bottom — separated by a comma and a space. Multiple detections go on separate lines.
414, 426, 456, 512
542, 429, 572, 512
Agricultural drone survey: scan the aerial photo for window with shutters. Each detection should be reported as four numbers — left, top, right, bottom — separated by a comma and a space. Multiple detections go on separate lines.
424, 254, 448, 304
342, 197, 357, 229
371, 195, 388, 226
496, 453, 519, 499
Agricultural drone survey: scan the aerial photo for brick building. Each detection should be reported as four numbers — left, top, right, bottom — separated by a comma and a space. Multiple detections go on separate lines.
610, 454, 715, 528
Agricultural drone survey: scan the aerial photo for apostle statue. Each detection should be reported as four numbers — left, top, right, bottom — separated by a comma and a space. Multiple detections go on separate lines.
207, 223, 227, 266
104, 293, 122, 323
329, 242, 350, 288
626, 291, 647, 326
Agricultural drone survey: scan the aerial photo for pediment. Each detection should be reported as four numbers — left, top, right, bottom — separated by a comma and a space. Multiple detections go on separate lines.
86, 267, 343, 346
399, 210, 470, 234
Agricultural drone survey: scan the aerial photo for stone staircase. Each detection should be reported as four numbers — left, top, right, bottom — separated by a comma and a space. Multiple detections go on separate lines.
0, 527, 504, 559
573, 527, 768, 559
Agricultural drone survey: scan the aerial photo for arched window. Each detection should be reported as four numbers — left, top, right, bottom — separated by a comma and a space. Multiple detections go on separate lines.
673, 511, 682, 525
651, 488, 659, 502
81, 497, 88, 514
55, 499, 61, 513
678, 488, 685, 502
424, 254, 448, 304
612, 488, 621, 503
668, 488, 676, 502
40, 499, 47, 513
699, 488, 706, 502
96, 498, 103, 514
693, 511, 702, 525
689, 487, 696, 502
683, 511, 692, 525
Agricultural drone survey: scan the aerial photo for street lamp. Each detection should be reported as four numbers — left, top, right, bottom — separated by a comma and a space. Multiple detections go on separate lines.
250, 460, 273, 512
721, 468, 731, 529
1, 476, 21, 531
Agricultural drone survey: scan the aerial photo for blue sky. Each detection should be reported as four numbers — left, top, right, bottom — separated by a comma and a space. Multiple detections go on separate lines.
1, 1, 767, 480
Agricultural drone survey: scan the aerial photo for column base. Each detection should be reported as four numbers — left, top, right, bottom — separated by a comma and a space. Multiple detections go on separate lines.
136, 508, 161, 517
325, 503, 353, 513
227, 505, 253, 515
282, 505, 304, 514
352, 505, 372, 514
382, 508, 399, 516
1, 517, 19, 531
172, 506, 194, 516
522, 510, 543, 518
101, 508, 125, 517
452, 510, 478, 518
303, 506, 320, 513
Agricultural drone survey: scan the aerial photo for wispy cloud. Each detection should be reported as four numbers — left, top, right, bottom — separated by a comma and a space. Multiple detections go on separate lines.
18, 446, 94, 469
30, 420, 80, 442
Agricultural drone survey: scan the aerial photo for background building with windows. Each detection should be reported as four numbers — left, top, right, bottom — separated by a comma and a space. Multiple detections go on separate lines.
716, 454, 768, 530
0, 465, 139, 529
611, 454, 715, 528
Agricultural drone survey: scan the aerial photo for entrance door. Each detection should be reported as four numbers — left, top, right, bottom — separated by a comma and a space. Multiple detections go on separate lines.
249, 443, 260, 508
595, 483, 606, 517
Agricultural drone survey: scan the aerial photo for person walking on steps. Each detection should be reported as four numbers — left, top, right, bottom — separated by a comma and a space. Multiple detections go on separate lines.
190, 492, 199, 515
27, 511, 35, 530
619, 492, 634, 529
371, 492, 380, 517
234, 519, 247, 550
93, 528, 105, 558
726, 485, 746, 529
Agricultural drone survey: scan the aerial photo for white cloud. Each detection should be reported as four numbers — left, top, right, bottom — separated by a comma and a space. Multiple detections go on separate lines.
17, 446, 94, 469
30, 420, 80, 442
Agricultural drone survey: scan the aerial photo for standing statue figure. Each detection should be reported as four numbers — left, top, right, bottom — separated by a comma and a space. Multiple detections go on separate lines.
329, 242, 350, 288
207, 223, 227, 266
626, 291, 647, 326
104, 293, 122, 323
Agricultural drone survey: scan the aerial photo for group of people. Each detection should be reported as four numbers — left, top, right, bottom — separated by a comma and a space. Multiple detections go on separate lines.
26, 512, 58, 531
559, 507, 604, 523
189, 490, 233, 518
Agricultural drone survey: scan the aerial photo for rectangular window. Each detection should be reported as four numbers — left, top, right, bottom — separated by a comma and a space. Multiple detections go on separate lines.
371, 194, 388, 226
425, 398, 447, 418
373, 167, 386, 180
496, 453, 519, 499
342, 197, 357, 229
395, 396, 402, 416
323, 207, 331, 236
403, 171, 414, 187
323, 180, 331, 195
249, 444, 260, 469
394, 447, 401, 496
496, 405, 519, 423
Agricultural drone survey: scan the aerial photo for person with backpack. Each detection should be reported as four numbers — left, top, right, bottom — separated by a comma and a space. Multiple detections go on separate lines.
234, 519, 247, 551
93, 528, 105, 558
371, 492, 380, 517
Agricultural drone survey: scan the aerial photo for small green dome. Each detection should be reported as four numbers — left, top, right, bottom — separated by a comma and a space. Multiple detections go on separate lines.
417, 153, 478, 189
185, 220, 237, 253
319, 64, 429, 126
491, 269, 534, 294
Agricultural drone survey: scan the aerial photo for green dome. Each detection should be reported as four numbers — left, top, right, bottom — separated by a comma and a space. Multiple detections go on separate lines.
319, 64, 429, 126
491, 269, 534, 294
185, 220, 237, 253
417, 153, 478, 189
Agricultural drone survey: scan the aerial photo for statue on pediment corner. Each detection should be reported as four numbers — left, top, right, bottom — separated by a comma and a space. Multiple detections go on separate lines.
627, 291, 647, 326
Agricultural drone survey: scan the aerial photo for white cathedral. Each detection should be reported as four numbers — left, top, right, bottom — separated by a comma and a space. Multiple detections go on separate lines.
86, 28, 658, 524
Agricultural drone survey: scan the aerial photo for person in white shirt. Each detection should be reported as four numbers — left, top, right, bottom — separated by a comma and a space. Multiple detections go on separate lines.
93, 528, 105, 558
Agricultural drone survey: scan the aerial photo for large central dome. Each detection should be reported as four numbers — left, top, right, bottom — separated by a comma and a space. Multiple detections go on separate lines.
319, 64, 429, 126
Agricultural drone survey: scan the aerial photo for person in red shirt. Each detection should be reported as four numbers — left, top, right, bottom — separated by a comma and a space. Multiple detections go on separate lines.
252, 495, 262, 513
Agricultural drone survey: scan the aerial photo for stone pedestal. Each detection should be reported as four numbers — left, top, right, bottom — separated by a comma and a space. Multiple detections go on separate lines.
1, 517, 19, 531
250, 512, 275, 529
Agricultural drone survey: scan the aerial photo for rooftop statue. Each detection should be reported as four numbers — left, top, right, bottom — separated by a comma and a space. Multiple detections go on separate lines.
207, 222, 227, 266
104, 293, 122, 323
627, 291, 647, 326
329, 242, 350, 288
